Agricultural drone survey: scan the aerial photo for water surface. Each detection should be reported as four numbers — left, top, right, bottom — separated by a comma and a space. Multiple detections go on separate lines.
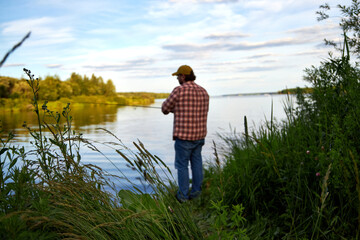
1, 95, 293, 188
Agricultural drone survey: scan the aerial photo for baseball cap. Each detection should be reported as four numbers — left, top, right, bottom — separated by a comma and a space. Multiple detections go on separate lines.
172, 65, 193, 76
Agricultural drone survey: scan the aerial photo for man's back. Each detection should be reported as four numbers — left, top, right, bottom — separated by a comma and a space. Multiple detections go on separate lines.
162, 81, 209, 141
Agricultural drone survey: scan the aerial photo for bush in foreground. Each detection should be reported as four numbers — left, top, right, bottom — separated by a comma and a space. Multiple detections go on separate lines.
200, 32, 360, 239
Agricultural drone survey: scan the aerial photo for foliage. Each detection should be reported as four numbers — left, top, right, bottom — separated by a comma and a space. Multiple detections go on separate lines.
0, 72, 116, 101
199, 21, 360, 240
277, 87, 313, 95
209, 199, 249, 240
0, 74, 167, 112
317, 0, 360, 55
118, 92, 169, 99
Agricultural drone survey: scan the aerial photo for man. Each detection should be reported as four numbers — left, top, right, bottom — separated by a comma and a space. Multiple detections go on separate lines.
162, 65, 209, 202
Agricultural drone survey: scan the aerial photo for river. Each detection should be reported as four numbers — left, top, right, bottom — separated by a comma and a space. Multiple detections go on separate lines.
1, 94, 294, 191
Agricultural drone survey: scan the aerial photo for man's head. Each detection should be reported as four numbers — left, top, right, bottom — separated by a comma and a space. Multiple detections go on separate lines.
172, 65, 196, 85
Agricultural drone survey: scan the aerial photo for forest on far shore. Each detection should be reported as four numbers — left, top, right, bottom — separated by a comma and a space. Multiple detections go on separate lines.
0, 73, 169, 111
0, 73, 116, 101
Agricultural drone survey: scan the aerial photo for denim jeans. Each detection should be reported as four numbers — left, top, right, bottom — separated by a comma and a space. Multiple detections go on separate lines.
174, 138, 205, 201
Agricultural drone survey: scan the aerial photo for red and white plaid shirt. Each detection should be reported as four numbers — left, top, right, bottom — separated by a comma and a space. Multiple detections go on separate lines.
162, 81, 209, 141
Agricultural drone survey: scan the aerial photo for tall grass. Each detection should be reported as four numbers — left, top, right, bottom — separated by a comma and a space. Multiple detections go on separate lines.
0, 68, 203, 239
199, 34, 360, 239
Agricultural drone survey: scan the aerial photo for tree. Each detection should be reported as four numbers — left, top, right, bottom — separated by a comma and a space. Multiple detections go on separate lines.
68, 72, 83, 96
39, 75, 62, 101
11, 79, 31, 99
59, 81, 73, 99
104, 79, 116, 96
0, 77, 16, 98
317, 0, 360, 56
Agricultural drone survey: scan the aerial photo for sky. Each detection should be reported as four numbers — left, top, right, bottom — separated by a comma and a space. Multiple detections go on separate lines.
0, 0, 352, 96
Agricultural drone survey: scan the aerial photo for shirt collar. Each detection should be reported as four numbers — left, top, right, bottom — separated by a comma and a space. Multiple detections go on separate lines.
182, 81, 196, 86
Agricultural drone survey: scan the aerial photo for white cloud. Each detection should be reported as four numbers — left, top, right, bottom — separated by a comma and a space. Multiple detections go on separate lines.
163, 35, 315, 53
242, 0, 287, 12
247, 53, 277, 59
148, 1, 201, 18
33, 0, 111, 14
46, 64, 63, 68
170, 0, 238, 2
205, 32, 251, 40
1, 17, 74, 46
3, 63, 26, 67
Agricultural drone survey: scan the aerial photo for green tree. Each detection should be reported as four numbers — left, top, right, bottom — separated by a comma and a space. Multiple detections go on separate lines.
104, 79, 116, 96
82, 75, 90, 96
38, 75, 62, 100
0, 76, 16, 98
59, 81, 73, 98
318, 0, 360, 55
89, 74, 100, 95
11, 79, 31, 99
68, 72, 83, 96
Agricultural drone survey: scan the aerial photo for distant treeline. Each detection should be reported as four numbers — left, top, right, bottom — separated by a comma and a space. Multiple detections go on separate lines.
278, 87, 313, 94
118, 92, 169, 99
0, 73, 116, 101
0, 73, 169, 111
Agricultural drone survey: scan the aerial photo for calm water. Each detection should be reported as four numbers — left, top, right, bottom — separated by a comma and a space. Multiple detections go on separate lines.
1, 95, 294, 189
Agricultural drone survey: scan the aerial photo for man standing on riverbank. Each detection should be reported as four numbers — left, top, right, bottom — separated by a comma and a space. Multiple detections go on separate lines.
162, 65, 209, 202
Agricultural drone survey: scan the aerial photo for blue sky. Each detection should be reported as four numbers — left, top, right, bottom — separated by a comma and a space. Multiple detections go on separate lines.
0, 0, 351, 96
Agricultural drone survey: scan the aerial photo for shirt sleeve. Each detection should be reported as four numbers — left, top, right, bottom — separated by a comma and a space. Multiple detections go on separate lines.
162, 87, 179, 115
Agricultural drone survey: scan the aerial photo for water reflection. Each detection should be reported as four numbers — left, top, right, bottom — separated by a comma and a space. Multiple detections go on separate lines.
1, 104, 120, 135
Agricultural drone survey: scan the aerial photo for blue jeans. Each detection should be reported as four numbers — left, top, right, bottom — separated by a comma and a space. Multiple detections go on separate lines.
174, 138, 205, 201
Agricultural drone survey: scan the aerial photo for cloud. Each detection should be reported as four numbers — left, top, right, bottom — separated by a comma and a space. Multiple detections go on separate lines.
241, 65, 289, 72
3, 63, 25, 67
33, 0, 112, 15
1, 17, 74, 46
83, 58, 155, 72
165, 51, 211, 60
207, 75, 256, 82
247, 53, 277, 59
86, 28, 119, 35
170, 0, 238, 3
205, 59, 249, 66
291, 49, 327, 56
46, 64, 63, 68
205, 32, 250, 40
287, 24, 339, 40
241, 0, 320, 13
226, 38, 309, 51
163, 36, 310, 53
162, 43, 219, 52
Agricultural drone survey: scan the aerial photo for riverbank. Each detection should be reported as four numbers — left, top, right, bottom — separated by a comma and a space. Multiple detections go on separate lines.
0, 92, 168, 112
190, 38, 360, 238
0, 73, 169, 112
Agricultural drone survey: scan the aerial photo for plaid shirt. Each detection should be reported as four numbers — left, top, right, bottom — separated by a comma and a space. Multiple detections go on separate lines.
162, 81, 209, 141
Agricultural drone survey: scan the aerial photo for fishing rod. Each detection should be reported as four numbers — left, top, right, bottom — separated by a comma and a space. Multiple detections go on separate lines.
72, 101, 162, 109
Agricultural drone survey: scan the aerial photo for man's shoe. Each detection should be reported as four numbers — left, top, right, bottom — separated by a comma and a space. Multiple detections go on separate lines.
176, 194, 187, 203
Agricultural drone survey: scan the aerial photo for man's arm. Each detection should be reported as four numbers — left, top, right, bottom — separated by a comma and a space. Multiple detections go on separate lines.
162, 88, 178, 115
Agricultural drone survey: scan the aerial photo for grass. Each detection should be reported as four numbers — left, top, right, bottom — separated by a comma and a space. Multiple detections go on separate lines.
0, 68, 204, 239
194, 33, 360, 239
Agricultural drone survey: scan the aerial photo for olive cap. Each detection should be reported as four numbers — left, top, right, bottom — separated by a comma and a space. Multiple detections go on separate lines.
172, 65, 193, 76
